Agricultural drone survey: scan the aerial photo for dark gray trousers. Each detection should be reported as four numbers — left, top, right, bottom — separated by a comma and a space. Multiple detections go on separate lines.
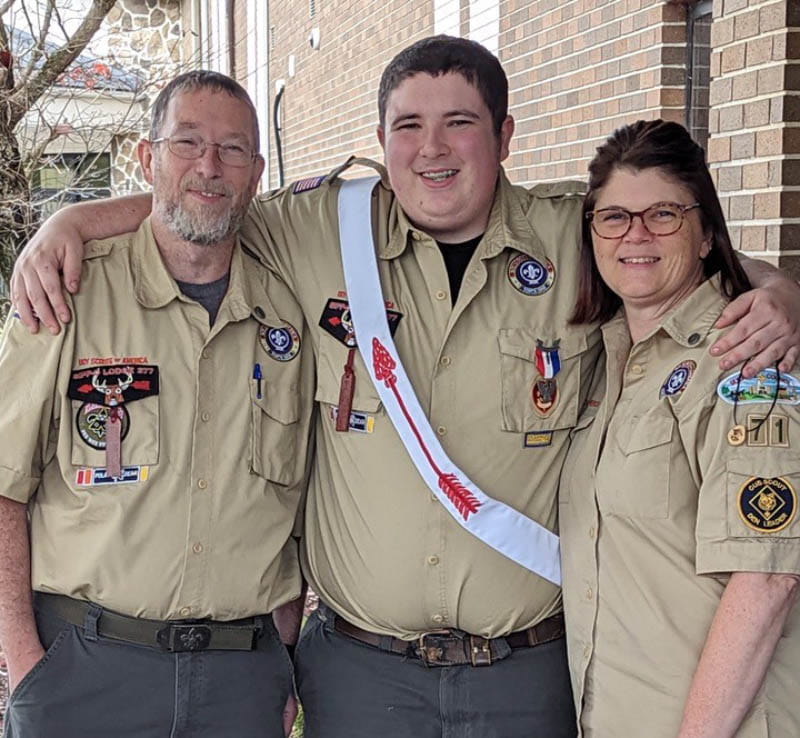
295, 605, 577, 738
3, 604, 293, 738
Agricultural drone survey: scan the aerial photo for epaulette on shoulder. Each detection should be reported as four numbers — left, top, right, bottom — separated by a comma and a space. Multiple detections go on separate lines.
531, 180, 587, 199
83, 237, 117, 261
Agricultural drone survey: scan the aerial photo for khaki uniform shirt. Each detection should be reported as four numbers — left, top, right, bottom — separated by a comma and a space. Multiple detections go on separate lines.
560, 277, 800, 736
0, 219, 315, 621
243, 158, 602, 638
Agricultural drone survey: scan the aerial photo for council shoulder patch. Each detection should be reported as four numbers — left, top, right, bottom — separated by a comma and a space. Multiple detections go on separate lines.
737, 477, 796, 533
292, 175, 325, 194
660, 360, 696, 399
259, 323, 301, 361
717, 368, 800, 406
507, 253, 555, 296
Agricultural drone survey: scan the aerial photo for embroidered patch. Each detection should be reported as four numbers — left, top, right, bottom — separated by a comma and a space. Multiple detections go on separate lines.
532, 377, 559, 417
259, 323, 301, 361
68, 365, 159, 405
737, 477, 796, 533
660, 360, 697, 399
507, 254, 555, 296
319, 298, 402, 347
329, 407, 375, 433
717, 368, 800, 406
292, 175, 325, 194
523, 431, 553, 448
75, 466, 149, 486
76, 402, 130, 449
746, 414, 790, 447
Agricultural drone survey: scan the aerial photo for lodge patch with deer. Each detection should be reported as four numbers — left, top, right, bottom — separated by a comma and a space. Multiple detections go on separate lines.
68, 364, 160, 406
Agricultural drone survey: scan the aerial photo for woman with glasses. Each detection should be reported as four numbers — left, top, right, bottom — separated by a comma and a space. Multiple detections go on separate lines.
560, 119, 800, 737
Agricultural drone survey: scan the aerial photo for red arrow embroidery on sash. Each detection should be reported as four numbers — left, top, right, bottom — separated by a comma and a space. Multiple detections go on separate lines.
372, 337, 481, 520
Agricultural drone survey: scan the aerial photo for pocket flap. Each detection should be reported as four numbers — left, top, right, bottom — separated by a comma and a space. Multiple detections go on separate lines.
498, 328, 588, 363
625, 413, 674, 453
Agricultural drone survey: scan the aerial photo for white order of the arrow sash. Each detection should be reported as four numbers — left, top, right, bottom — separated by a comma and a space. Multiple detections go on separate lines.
337, 176, 561, 585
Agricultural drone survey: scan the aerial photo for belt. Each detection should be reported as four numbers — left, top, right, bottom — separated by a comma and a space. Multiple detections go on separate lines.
333, 612, 565, 667
35, 593, 263, 652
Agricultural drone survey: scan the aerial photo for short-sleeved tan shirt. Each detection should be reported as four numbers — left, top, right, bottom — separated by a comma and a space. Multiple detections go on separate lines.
242, 158, 602, 638
560, 277, 800, 736
0, 219, 315, 621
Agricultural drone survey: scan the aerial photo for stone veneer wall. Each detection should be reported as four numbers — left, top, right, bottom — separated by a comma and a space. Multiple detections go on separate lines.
105, 0, 185, 195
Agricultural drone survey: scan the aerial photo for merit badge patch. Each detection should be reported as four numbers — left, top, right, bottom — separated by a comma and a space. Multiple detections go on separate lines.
75, 466, 149, 486
660, 360, 697, 399
329, 407, 375, 433
507, 254, 555, 296
259, 323, 301, 361
68, 365, 159, 405
717, 368, 800, 406
76, 402, 130, 449
737, 477, 796, 533
319, 298, 402, 348
523, 431, 553, 448
292, 175, 325, 194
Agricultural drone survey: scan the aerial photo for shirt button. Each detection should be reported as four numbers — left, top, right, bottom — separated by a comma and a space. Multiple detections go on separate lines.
432, 614, 444, 624
197, 479, 208, 490
688, 332, 701, 345
630, 364, 643, 375
192, 542, 204, 554
586, 587, 593, 600
588, 526, 595, 539
436, 425, 447, 436
253, 306, 265, 319
180, 606, 192, 617
440, 355, 452, 367
427, 555, 440, 566
200, 411, 211, 422
583, 644, 591, 659
435, 290, 448, 301
201, 349, 212, 360
411, 231, 422, 241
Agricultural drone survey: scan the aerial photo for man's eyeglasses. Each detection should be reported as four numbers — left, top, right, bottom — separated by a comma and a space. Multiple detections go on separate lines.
151, 134, 257, 168
586, 202, 701, 239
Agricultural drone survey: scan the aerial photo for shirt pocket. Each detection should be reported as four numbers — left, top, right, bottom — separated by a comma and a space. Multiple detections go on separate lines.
70, 396, 160, 468
249, 380, 302, 486
599, 410, 673, 519
559, 410, 598, 504
725, 458, 800, 540
314, 332, 382, 415
497, 327, 590, 433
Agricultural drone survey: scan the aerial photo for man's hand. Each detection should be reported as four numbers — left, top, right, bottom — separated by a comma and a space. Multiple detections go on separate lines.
6, 643, 45, 693
9, 212, 85, 335
283, 693, 298, 737
711, 280, 800, 378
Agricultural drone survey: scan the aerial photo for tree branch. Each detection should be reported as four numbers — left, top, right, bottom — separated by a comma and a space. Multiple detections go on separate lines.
20, 0, 55, 87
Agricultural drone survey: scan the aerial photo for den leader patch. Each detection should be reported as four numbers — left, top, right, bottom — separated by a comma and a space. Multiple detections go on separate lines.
737, 476, 796, 533
507, 254, 555, 296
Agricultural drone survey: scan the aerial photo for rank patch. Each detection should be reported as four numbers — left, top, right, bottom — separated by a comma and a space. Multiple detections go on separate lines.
717, 369, 800, 406
75, 466, 149, 486
737, 477, 796, 533
68, 365, 159, 405
259, 323, 301, 361
292, 175, 325, 194
660, 360, 696, 399
507, 254, 555, 296
524, 431, 553, 448
329, 407, 375, 433
76, 402, 130, 449
319, 298, 402, 348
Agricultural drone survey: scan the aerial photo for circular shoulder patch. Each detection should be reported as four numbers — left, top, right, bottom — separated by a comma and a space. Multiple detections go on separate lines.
660, 360, 697, 399
76, 402, 130, 449
507, 254, 555, 296
737, 477, 796, 533
259, 323, 301, 361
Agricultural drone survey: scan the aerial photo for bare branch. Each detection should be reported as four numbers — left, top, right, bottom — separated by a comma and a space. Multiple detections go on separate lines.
0, 1, 14, 20
8, 0, 117, 129
20, 0, 55, 86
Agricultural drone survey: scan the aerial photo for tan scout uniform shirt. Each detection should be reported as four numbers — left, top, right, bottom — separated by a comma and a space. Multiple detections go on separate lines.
560, 277, 800, 736
0, 219, 315, 621
243, 158, 602, 638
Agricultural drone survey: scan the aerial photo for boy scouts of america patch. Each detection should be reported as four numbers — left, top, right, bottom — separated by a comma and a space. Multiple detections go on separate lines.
507, 253, 555, 296
319, 298, 402, 347
737, 477, 796, 533
259, 323, 301, 361
660, 360, 696, 399
717, 368, 800, 406
292, 175, 325, 194
76, 403, 130, 449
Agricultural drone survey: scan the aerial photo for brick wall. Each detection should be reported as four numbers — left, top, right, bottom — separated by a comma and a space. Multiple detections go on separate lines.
707, 0, 799, 276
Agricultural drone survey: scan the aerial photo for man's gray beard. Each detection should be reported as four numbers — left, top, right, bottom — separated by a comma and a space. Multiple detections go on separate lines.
156, 200, 243, 246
